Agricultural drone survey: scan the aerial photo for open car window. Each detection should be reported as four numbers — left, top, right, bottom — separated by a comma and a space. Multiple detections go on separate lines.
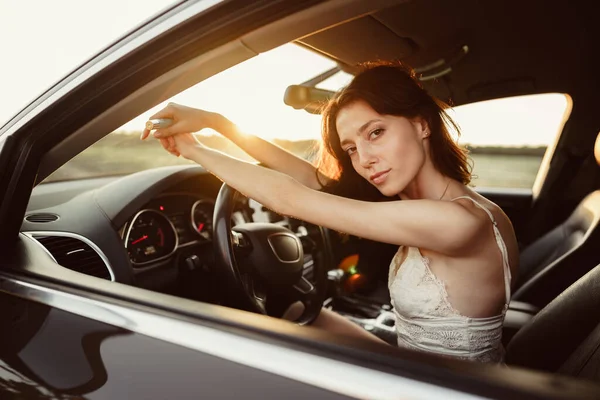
451, 93, 571, 189
43, 44, 330, 183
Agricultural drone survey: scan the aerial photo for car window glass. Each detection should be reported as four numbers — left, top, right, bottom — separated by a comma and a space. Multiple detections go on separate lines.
449, 94, 570, 189
43, 44, 330, 183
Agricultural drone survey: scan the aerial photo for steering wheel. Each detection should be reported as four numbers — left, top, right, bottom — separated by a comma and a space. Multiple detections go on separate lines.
213, 183, 331, 325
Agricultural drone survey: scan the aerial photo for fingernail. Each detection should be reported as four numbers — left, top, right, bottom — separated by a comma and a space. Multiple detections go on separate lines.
140, 131, 146, 140
153, 132, 161, 138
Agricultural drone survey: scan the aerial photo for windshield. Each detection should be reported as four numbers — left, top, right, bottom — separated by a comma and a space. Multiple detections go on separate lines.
44, 43, 570, 189
45, 44, 336, 182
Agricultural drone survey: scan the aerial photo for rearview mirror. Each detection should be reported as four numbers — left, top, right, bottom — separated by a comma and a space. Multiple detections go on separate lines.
283, 85, 335, 114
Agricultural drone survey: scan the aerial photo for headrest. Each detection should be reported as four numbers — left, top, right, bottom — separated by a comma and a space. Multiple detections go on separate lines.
595, 131, 600, 166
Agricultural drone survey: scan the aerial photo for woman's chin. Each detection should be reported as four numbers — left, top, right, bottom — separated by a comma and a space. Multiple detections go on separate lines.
375, 184, 399, 197
372, 179, 407, 197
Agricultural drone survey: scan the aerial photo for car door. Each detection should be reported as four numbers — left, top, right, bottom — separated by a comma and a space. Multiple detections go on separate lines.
0, 242, 363, 399
0, 1, 492, 399
2, 1, 600, 399
0, 0, 362, 398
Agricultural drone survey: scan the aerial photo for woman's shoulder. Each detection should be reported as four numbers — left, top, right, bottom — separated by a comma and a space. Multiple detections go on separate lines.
466, 194, 513, 234
451, 193, 519, 273
449, 192, 501, 221
446, 194, 498, 229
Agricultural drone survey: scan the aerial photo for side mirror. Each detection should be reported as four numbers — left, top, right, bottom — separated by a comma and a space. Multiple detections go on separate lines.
283, 85, 335, 115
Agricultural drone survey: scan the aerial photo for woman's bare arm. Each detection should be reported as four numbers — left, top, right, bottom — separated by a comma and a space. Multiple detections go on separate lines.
156, 133, 486, 256
215, 117, 330, 190
141, 103, 330, 190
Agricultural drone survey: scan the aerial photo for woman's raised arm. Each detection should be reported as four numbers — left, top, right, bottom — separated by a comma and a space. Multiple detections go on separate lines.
141, 103, 330, 190
150, 132, 486, 256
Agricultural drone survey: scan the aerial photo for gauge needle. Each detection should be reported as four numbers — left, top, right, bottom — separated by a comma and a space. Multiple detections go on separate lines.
132, 235, 148, 245
198, 223, 205, 232
157, 228, 164, 246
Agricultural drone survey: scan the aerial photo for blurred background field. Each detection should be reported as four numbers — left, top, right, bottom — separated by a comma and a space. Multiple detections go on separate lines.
46, 132, 546, 189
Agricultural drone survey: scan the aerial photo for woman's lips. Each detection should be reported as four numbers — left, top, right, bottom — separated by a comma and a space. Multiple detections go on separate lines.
369, 169, 391, 185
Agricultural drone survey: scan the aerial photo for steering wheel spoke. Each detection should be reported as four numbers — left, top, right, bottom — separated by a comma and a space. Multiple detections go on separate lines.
293, 276, 316, 296
240, 273, 267, 314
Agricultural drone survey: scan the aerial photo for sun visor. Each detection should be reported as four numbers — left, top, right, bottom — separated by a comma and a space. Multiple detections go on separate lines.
298, 16, 415, 65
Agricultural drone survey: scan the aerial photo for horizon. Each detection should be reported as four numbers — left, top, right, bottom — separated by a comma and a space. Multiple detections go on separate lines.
109, 129, 549, 149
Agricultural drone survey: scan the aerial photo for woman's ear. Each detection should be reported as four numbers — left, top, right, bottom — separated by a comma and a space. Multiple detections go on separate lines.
411, 117, 430, 139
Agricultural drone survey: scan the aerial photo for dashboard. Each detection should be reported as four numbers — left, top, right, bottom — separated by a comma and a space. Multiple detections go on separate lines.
21, 165, 308, 305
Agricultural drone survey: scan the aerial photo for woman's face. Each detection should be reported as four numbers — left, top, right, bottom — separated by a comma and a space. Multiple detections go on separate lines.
336, 100, 428, 197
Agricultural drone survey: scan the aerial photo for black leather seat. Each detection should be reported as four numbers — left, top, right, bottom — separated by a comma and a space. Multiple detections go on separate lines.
506, 263, 600, 380
511, 132, 600, 308
512, 191, 600, 307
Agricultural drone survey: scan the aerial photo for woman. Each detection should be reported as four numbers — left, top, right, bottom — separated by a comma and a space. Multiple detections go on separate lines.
141, 61, 519, 363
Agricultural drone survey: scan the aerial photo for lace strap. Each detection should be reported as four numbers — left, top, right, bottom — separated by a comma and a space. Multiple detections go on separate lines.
450, 196, 512, 306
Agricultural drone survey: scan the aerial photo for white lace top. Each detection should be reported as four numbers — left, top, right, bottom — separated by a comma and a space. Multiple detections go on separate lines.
388, 196, 512, 363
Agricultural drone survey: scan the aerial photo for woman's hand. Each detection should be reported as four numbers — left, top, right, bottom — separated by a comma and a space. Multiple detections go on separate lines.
162, 132, 203, 159
141, 102, 221, 139
140, 102, 220, 158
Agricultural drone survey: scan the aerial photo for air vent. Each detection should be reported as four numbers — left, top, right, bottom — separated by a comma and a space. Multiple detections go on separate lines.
33, 235, 112, 280
25, 213, 59, 223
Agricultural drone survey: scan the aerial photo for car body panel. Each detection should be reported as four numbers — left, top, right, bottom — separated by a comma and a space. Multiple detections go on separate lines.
0, 286, 353, 399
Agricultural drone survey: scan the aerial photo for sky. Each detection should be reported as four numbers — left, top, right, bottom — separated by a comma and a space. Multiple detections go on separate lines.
0, 0, 178, 125
1, 0, 569, 146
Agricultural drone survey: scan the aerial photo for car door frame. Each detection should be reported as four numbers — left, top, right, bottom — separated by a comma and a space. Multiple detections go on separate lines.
1, 0, 600, 398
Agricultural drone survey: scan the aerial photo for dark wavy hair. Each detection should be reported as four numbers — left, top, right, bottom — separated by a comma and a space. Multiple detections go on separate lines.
317, 61, 471, 200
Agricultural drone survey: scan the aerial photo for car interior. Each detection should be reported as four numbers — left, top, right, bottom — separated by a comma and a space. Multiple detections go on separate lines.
4, 0, 600, 393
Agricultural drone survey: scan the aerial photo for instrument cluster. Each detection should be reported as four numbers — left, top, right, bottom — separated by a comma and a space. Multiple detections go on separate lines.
125, 209, 179, 266
123, 194, 219, 267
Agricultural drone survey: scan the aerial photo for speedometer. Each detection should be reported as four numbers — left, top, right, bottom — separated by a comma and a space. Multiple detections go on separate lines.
191, 200, 214, 241
125, 210, 178, 266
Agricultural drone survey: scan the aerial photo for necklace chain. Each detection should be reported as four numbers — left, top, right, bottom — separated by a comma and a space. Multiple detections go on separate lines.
439, 180, 450, 200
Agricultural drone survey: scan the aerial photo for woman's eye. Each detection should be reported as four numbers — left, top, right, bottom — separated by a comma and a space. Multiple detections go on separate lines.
345, 147, 357, 156
369, 128, 384, 139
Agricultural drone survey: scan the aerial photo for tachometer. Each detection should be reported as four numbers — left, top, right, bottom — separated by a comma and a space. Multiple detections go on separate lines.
191, 200, 214, 241
125, 210, 178, 266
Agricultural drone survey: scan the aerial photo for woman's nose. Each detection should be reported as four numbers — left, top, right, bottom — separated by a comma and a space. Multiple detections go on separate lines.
357, 146, 377, 167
